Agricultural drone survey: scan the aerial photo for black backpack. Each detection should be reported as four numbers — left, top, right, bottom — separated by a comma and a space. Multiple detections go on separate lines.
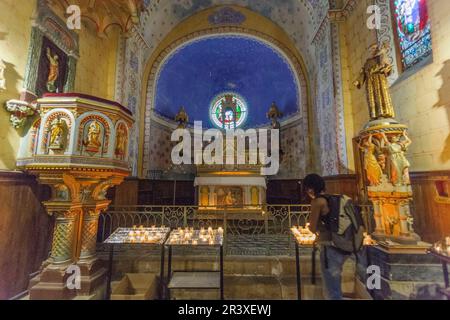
319, 194, 365, 254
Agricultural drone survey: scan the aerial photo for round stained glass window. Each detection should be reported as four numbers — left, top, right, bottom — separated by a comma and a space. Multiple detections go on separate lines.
210, 92, 248, 130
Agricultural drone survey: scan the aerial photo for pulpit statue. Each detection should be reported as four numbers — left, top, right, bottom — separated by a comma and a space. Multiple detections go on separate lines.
46, 48, 59, 93
49, 117, 67, 150
175, 106, 189, 129
354, 43, 395, 120
85, 121, 102, 153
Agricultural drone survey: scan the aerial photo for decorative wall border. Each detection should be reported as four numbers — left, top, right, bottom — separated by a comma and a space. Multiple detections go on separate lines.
330, 23, 349, 173
328, 0, 358, 22
141, 27, 311, 178
375, 0, 400, 84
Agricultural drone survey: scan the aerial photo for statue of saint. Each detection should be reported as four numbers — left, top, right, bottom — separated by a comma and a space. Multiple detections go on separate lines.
354, 43, 395, 120
267, 102, 283, 129
381, 131, 412, 186
175, 106, 189, 129
114, 125, 127, 159
358, 134, 383, 186
46, 48, 59, 93
49, 117, 66, 150
85, 121, 102, 153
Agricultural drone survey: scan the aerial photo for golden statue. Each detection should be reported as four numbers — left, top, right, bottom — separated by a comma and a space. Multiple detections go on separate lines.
49, 117, 66, 150
267, 102, 283, 129
354, 43, 395, 120
85, 121, 102, 153
175, 106, 189, 129
358, 134, 383, 186
114, 124, 128, 160
381, 131, 412, 186
46, 48, 59, 93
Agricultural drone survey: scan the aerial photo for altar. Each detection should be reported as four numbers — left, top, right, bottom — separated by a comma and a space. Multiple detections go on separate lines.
194, 164, 266, 212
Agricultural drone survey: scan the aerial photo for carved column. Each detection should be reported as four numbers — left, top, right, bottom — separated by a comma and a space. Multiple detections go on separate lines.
49, 209, 79, 264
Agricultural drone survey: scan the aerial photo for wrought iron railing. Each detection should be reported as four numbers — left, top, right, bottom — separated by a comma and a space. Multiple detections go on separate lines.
98, 204, 374, 243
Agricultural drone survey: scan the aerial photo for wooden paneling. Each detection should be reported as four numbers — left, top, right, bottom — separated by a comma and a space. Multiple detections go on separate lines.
110, 178, 139, 206
410, 171, 450, 243
267, 179, 302, 204
0, 171, 53, 299
323, 174, 359, 201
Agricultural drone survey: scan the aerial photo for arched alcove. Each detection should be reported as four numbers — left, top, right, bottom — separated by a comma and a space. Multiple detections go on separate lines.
138, 5, 315, 178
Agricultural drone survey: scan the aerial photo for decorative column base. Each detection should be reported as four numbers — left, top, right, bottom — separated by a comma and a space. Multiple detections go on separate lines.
77, 258, 108, 298
29, 262, 77, 300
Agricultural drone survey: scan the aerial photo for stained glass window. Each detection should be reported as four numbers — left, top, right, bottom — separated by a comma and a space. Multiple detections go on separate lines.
393, 0, 432, 70
210, 93, 248, 130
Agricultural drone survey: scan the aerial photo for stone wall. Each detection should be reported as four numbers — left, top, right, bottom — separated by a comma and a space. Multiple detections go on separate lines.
340, 0, 450, 172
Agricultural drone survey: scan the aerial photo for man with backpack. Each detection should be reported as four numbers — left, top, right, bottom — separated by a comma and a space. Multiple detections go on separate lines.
303, 174, 365, 300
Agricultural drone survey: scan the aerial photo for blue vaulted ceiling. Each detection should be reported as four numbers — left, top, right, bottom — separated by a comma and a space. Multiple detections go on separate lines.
154, 35, 300, 128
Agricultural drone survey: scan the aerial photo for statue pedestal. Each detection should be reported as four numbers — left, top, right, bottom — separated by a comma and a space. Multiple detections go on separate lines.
358, 245, 444, 300
356, 119, 421, 245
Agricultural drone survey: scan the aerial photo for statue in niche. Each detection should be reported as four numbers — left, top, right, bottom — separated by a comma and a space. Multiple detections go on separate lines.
358, 134, 383, 186
267, 102, 283, 129
354, 43, 395, 120
84, 121, 102, 153
0, 59, 6, 91
381, 131, 412, 186
46, 48, 60, 93
175, 106, 189, 129
49, 117, 67, 150
114, 124, 128, 160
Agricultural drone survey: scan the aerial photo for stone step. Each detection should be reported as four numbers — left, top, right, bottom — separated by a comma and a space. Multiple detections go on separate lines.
168, 275, 359, 300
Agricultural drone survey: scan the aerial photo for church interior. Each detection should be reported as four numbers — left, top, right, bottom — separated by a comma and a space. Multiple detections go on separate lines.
0, 0, 449, 301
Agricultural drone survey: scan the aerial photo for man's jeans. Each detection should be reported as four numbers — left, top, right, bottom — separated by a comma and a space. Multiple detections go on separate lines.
320, 245, 351, 300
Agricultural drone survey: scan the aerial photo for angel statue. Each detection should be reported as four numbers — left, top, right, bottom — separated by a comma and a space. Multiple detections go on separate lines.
381, 131, 412, 186
175, 106, 189, 129
354, 42, 395, 120
267, 102, 283, 129
358, 134, 383, 186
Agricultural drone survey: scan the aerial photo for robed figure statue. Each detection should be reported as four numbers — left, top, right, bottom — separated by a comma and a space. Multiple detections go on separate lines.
354, 43, 395, 120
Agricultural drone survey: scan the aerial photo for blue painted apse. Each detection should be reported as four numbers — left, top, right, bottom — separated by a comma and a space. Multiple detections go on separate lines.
154, 36, 299, 128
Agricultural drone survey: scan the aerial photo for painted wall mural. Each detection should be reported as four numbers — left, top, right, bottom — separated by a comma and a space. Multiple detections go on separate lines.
154, 36, 300, 128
